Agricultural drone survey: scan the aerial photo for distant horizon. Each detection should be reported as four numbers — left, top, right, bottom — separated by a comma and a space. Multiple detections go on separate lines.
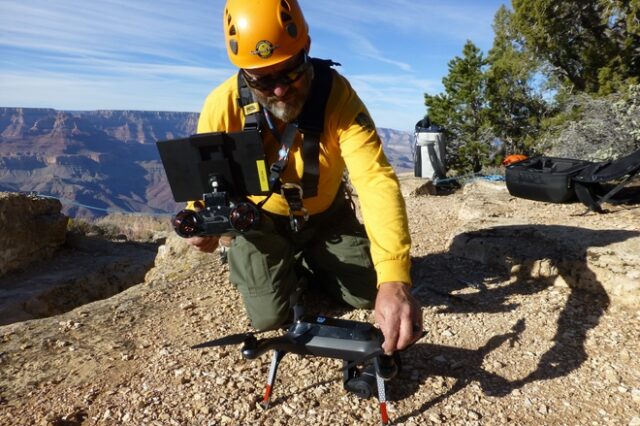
1, 106, 414, 133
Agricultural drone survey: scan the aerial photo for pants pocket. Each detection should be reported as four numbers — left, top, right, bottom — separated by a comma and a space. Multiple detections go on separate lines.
229, 237, 276, 297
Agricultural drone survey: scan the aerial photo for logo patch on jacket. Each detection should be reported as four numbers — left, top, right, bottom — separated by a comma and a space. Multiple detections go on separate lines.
355, 111, 375, 131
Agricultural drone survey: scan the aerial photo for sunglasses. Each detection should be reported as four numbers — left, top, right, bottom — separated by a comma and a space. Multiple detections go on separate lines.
242, 54, 310, 92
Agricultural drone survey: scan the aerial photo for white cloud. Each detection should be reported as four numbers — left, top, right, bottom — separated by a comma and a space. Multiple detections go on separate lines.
302, 0, 501, 45
0, 0, 505, 131
0, 0, 225, 62
0, 71, 210, 112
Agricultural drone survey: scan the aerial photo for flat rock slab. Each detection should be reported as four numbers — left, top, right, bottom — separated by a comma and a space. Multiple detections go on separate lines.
448, 219, 640, 307
444, 180, 640, 308
0, 235, 158, 325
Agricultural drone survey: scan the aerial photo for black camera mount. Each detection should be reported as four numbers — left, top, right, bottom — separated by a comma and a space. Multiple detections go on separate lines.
172, 176, 261, 237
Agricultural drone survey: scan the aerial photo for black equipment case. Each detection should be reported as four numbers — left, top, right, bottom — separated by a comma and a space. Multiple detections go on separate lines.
505, 156, 591, 203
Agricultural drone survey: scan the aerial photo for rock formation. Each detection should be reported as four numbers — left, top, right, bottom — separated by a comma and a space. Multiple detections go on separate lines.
0, 192, 68, 277
0, 108, 413, 219
446, 180, 640, 307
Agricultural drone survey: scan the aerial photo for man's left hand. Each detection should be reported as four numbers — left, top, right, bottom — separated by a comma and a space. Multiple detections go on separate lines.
374, 281, 423, 354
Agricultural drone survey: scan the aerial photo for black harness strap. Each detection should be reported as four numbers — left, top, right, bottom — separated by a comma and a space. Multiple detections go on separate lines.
237, 73, 263, 131
267, 122, 299, 193
236, 57, 338, 199
295, 58, 337, 197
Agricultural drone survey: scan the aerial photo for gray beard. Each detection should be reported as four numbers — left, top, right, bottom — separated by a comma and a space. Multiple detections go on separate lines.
251, 67, 313, 123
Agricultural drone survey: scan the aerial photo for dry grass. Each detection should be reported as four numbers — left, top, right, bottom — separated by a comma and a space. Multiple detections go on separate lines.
67, 213, 172, 243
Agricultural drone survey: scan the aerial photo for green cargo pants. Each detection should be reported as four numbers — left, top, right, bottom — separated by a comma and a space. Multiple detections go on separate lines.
227, 194, 377, 330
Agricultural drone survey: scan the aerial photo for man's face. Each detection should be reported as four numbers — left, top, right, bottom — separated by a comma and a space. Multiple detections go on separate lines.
243, 53, 313, 123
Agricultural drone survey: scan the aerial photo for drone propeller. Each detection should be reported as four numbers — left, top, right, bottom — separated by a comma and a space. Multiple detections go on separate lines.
192, 324, 294, 349
192, 333, 256, 349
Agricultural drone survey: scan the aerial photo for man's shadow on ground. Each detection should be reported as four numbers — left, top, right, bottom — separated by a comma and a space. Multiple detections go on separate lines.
387, 224, 637, 423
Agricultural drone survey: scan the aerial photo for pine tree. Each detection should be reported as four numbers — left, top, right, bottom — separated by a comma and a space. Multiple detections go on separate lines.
512, 0, 640, 95
485, 5, 547, 156
424, 40, 489, 173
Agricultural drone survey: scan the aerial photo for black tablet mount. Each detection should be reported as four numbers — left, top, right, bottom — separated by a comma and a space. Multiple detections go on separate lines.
156, 130, 270, 236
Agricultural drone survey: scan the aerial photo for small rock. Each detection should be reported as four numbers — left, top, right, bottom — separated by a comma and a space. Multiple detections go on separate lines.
604, 368, 621, 384
281, 403, 294, 416
468, 410, 481, 420
451, 360, 466, 369
101, 409, 112, 420
428, 412, 442, 424
441, 329, 454, 337
180, 301, 196, 310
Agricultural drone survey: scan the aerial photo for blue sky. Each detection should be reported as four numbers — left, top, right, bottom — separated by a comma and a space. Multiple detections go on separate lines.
0, 0, 507, 132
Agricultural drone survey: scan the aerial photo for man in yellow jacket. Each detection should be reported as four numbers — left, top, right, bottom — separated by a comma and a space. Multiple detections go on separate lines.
188, 0, 422, 355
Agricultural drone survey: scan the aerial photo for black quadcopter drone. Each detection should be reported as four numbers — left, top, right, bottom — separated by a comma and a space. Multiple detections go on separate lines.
192, 290, 423, 425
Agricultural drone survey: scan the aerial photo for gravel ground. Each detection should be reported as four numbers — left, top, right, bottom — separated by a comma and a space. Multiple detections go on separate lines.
0, 176, 639, 426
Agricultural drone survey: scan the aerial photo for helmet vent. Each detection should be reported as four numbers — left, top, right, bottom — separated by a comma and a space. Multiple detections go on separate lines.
281, 12, 292, 23
226, 13, 232, 25
286, 23, 298, 38
280, 0, 291, 11
229, 39, 238, 55
228, 25, 236, 36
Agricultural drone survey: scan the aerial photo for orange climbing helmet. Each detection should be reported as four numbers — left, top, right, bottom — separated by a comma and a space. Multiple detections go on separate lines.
223, 0, 310, 69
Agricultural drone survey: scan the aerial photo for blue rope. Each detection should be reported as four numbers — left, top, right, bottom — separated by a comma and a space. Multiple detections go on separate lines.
434, 173, 505, 185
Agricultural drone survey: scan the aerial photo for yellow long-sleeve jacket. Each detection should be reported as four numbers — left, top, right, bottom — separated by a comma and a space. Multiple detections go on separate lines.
196, 67, 411, 286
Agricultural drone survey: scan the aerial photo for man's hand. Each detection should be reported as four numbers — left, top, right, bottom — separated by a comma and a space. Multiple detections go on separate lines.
374, 281, 423, 354
186, 235, 220, 253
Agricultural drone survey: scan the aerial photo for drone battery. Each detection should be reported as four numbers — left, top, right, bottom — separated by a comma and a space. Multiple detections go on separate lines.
286, 318, 383, 361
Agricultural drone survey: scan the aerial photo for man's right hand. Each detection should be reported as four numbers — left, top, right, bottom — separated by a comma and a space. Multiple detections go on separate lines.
186, 236, 220, 253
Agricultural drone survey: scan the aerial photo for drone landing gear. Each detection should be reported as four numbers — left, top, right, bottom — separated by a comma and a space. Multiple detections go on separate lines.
260, 350, 285, 409
259, 350, 391, 424
343, 358, 391, 425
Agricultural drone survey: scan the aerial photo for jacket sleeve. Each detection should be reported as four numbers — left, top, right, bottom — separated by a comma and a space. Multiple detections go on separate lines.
330, 77, 412, 286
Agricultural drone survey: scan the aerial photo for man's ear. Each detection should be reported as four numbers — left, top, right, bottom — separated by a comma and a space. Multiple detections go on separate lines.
305, 36, 311, 54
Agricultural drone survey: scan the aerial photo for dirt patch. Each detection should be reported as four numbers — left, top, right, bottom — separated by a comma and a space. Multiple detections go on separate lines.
1, 175, 639, 425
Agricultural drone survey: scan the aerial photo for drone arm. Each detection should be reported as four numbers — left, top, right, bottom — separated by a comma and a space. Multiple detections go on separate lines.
243, 335, 310, 359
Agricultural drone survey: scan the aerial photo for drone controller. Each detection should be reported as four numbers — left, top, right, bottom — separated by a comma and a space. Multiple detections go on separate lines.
172, 182, 261, 237
156, 129, 271, 237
